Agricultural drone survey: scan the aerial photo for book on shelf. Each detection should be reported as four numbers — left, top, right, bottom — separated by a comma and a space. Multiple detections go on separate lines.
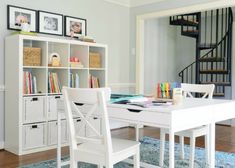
89, 74, 100, 88
70, 73, 80, 88
48, 72, 61, 93
23, 71, 37, 94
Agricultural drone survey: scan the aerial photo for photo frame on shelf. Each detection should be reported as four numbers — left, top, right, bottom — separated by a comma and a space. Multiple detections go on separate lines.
7, 5, 37, 32
64, 16, 87, 38
38, 11, 63, 36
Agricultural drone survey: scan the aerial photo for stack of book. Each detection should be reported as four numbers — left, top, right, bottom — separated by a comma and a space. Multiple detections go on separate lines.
70, 73, 79, 88
23, 71, 37, 94
89, 75, 100, 88
48, 72, 61, 93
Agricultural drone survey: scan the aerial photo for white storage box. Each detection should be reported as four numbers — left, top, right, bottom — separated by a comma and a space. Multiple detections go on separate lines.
74, 118, 85, 136
86, 117, 101, 137
23, 123, 46, 150
48, 120, 67, 145
48, 95, 65, 120
23, 96, 46, 123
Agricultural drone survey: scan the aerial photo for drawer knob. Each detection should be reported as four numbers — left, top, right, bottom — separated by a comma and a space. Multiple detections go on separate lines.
74, 103, 84, 106
31, 98, 38, 101
31, 125, 38, 128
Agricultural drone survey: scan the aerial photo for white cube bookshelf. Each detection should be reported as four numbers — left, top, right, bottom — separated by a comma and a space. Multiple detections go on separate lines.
5, 35, 107, 155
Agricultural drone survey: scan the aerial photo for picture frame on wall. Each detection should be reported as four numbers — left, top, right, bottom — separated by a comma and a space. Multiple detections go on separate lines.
64, 16, 87, 38
38, 11, 63, 36
7, 5, 37, 32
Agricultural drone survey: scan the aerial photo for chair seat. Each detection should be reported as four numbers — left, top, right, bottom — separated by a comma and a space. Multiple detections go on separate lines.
76, 138, 140, 156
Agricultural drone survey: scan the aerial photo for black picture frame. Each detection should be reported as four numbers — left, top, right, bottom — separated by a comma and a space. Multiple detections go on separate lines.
64, 15, 87, 38
38, 10, 63, 36
7, 5, 37, 32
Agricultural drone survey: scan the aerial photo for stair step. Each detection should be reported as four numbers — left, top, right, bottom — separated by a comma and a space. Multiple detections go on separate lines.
200, 82, 231, 86
199, 70, 229, 74
198, 43, 217, 50
199, 57, 224, 62
213, 93, 225, 97
170, 19, 198, 26
182, 30, 199, 37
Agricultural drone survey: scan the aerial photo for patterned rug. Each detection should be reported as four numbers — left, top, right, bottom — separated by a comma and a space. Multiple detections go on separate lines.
20, 136, 235, 168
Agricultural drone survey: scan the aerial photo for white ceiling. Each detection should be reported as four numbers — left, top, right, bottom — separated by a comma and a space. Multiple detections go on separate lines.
104, 0, 165, 7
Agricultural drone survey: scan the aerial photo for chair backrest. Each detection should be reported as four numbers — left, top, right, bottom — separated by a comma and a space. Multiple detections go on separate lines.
181, 83, 215, 99
62, 87, 112, 155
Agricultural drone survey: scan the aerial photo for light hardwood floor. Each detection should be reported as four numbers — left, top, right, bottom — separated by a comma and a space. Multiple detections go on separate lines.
0, 125, 235, 168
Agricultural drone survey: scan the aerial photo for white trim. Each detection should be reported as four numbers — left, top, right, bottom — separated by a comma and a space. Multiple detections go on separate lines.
136, 0, 235, 94
130, 0, 165, 7
108, 83, 136, 88
0, 85, 5, 92
104, 0, 130, 7
0, 141, 4, 149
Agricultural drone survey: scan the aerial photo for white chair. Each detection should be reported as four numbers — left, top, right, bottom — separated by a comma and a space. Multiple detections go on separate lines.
159, 83, 215, 168
63, 87, 140, 168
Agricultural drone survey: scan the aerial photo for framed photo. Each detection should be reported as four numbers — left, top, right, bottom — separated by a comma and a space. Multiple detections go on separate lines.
38, 11, 63, 36
7, 5, 37, 32
64, 16, 87, 37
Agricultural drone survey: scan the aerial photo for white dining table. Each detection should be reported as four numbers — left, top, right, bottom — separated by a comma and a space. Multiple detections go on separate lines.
57, 98, 235, 168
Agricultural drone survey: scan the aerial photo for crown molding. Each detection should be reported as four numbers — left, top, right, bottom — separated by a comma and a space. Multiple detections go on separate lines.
104, 0, 165, 7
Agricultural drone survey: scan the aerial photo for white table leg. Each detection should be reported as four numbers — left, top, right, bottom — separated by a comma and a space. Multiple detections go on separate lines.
169, 129, 175, 168
208, 123, 215, 168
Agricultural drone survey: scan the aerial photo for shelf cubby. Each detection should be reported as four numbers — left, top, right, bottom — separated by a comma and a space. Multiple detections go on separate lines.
48, 69, 69, 93
89, 46, 106, 69
89, 70, 106, 88
23, 68, 47, 95
70, 44, 89, 68
69, 69, 89, 88
48, 42, 69, 67
23, 39, 48, 67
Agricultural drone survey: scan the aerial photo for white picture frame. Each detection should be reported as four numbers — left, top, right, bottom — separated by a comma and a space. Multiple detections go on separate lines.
38, 11, 63, 36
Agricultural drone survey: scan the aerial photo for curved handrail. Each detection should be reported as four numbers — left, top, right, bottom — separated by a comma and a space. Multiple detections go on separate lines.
179, 8, 233, 79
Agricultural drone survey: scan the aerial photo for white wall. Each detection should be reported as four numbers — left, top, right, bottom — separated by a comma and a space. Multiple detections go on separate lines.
0, 0, 130, 144
129, 0, 220, 84
144, 18, 177, 95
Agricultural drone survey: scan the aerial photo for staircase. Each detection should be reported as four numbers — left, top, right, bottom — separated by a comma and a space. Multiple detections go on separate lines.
170, 8, 233, 97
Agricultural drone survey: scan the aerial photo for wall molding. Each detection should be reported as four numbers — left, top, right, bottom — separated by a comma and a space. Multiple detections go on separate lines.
104, 0, 165, 7
0, 141, 4, 150
0, 85, 5, 92
108, 83, 136, 88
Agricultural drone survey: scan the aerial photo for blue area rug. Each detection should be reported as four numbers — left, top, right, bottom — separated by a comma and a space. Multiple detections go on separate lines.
20, 137, 235, 168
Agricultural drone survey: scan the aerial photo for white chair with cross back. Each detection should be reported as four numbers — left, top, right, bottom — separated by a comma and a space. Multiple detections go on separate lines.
63, 87, 140, 168
159, 83, 215, 168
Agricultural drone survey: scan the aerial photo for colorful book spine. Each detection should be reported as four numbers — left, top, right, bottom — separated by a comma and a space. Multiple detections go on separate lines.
23, 71, 37, 94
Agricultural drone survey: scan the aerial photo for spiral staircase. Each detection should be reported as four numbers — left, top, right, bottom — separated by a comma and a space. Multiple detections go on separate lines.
170, 8, 233, 97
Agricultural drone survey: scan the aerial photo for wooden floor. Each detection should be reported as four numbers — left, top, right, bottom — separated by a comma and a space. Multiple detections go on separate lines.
1, 125, 235, 168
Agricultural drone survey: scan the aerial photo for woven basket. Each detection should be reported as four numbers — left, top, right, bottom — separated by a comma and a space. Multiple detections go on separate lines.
23, 47, 41, 66
89, 52, 101, 68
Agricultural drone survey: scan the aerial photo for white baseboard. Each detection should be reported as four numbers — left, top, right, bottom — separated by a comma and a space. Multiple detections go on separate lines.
0, 141, 4, 149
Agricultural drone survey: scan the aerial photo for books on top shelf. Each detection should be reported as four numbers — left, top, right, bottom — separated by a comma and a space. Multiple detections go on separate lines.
70, 73, 79, 88
23, 71, 37, 94
48, 72, 61, 93
89, 74, 100, 88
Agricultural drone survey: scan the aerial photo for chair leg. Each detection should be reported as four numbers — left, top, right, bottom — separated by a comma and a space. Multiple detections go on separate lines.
70, 160, 77, 168
160, 129, 165, 167
105, 163, 113, 168
179, 136, 185, 160
134, 148, 140, 168
135, 124, 140, 141
189, 137, 196, 168
205, 135, 209, 166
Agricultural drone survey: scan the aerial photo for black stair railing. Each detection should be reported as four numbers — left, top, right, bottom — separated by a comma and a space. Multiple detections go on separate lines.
177, 7, 233, 96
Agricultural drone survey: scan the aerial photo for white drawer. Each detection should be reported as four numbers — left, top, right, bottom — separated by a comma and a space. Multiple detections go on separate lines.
48, 95, 65, 120
48, 120, 67, 145
23, 96, 46, 123
23, 123, 46, 150
108, 107, 171, 127
86, 117, 101, 137
73, 118, 85, 137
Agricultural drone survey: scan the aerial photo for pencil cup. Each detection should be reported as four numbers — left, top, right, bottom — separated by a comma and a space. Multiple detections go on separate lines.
173, 88, 183, 105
